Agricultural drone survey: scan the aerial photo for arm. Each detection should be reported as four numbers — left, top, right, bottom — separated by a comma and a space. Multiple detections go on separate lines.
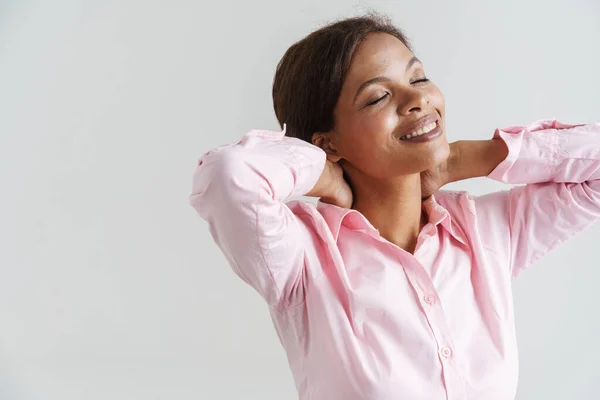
448, 120, 600, 278
189, 127, 332, 307
446, 138, 509, 184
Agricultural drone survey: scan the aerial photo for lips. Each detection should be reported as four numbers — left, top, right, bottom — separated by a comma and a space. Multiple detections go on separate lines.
397, 114, 439, 140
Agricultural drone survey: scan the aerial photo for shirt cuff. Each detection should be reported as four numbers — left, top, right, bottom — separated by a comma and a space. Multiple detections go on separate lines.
245, 124, 327, 200
487, 120, 584, 184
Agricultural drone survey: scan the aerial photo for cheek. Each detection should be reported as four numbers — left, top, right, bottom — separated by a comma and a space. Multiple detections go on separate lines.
338, 111, 399, 172
429, 86, 445, 114
351, 109, 398, 146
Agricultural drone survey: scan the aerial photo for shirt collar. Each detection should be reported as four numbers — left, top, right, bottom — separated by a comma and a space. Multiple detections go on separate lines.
316, 194, 467, 246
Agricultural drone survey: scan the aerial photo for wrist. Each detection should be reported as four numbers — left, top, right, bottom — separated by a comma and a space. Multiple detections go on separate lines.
447, 139, 509, 183
307, 160, 338, 199
446, 142, 461, 185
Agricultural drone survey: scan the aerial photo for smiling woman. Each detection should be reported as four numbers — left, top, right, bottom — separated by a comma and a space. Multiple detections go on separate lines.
273, 17, 450, 181
190, 12, 600, 400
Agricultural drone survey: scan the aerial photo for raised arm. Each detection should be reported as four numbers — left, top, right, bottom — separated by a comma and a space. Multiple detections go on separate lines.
189, 127, 330, 307
449, 120, 600, 278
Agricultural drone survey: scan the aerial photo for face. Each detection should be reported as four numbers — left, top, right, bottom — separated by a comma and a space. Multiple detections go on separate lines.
314, 32, 449, 180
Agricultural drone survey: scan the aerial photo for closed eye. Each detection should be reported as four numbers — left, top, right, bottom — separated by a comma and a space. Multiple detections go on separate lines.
411, 78, 430, 84
366, 93, 389, 106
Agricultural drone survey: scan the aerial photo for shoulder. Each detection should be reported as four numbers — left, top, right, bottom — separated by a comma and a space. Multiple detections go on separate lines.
286, 198, 319, 216
434, 189, 477, 215
285, 199, 329, 233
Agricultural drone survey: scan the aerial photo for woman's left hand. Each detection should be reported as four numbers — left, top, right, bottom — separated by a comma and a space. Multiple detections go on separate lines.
421, 139, 509, 199
420, 160, 451, 199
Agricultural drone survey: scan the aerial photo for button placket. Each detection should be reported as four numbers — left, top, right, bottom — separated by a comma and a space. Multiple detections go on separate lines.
440, 347, 452, 358
398, 255, 464, 396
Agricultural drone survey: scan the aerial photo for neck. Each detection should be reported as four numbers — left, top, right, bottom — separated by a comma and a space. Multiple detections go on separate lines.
350, 172, 427, 254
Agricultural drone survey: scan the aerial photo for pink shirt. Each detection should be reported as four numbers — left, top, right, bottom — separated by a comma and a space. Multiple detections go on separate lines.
189, 120, 600, 400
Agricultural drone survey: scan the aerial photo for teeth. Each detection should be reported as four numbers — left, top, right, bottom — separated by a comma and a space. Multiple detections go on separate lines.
401, 122, 437, 140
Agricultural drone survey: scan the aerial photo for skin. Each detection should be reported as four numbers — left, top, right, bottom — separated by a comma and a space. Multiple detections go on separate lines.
307, 32, 509, 254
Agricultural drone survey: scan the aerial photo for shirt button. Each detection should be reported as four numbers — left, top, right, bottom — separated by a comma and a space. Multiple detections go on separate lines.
440, 347, 452, 358
424, 295, 435, 305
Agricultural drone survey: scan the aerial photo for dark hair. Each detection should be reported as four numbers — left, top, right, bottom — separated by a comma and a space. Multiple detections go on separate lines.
272, 13, 412, 143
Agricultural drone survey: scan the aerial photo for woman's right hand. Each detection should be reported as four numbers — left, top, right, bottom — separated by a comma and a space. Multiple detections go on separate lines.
306, 159, 353, 209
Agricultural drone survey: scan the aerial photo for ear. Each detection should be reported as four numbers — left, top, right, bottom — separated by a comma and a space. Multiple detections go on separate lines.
311, 132, 342, 163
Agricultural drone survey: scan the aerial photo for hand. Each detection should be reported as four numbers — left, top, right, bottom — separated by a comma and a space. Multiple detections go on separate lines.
306, 159, 353, 208
420, 145, 454, 199
420, 161, 450, 199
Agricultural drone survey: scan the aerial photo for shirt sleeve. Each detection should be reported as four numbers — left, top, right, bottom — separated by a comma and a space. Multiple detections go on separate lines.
470, 120, 600, 279
189, 126, 327, 307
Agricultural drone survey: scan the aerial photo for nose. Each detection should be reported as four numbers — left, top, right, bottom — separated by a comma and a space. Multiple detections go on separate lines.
397, 87, 428, 116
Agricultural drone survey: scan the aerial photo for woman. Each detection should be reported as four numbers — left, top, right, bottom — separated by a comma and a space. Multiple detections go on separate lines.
189, 14, 600, 400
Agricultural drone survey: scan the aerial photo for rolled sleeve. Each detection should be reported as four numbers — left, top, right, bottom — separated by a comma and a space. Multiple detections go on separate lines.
189, 127, 326, 306
473, 120, 600, 278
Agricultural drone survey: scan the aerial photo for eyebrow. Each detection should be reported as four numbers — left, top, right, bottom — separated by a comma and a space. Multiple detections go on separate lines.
353, 56, 422, 101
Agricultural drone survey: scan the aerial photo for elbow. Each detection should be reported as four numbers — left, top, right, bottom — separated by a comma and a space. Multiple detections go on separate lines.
584, 179, 600, 203
189, 147, 262, 212
568, 180, 600, 220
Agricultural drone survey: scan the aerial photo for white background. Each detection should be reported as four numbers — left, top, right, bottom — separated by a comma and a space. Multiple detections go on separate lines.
1, 0, 599, 399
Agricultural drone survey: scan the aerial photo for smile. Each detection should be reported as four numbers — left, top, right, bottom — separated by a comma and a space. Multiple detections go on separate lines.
400, 121, 437, 140
399, 121, 442, 143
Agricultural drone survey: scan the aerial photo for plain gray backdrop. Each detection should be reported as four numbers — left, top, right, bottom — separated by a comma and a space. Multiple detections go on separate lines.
0, 0, 599, 399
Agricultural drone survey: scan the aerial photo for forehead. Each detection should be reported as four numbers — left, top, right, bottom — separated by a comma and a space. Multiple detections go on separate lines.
347, 32, 413, 78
